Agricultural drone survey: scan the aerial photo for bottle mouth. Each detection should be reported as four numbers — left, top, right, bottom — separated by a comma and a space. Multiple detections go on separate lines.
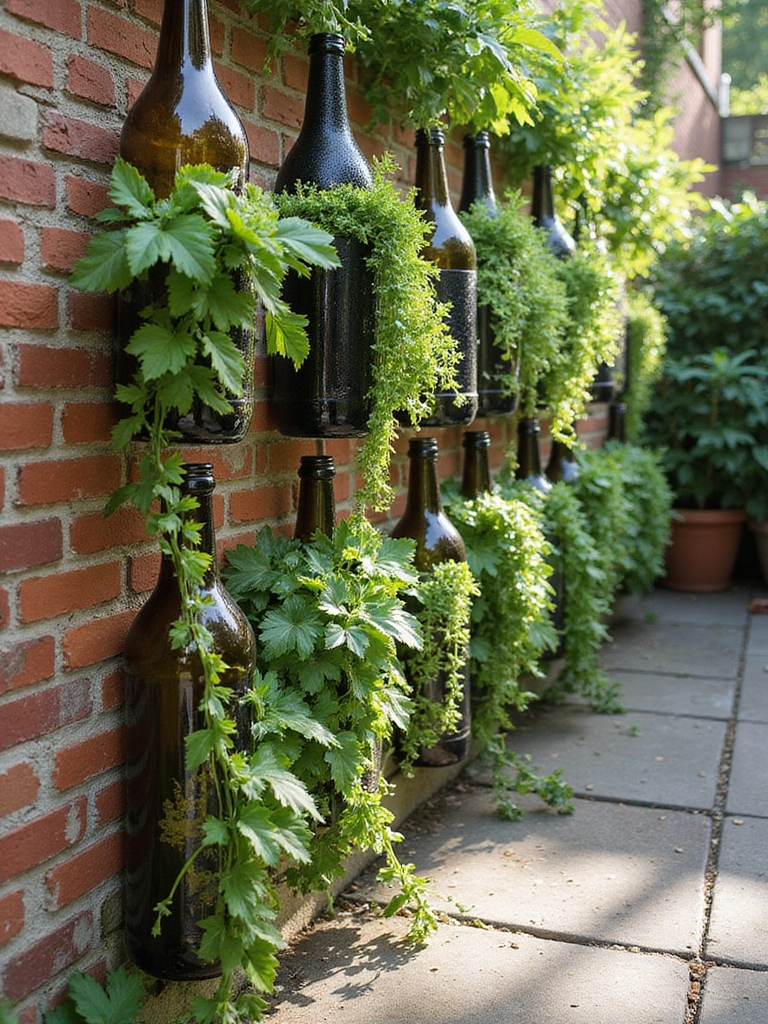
408, 436, 439, 457
463, 431, 491, 447
416, 127, 445, 147
463, 131, 490, 149
308, 33, 346, 56
298, 455, 336, 478
181, 463, 215, 493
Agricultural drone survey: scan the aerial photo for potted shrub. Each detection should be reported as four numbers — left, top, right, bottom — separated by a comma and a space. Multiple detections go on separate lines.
642, 347, 768, 591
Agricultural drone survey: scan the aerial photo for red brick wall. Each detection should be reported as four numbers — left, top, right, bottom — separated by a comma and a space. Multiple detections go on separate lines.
0, 1, 609, 1013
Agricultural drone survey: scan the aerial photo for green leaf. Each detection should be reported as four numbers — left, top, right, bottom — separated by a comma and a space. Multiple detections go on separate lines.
70, 231, 131, 294
265, 308, 310, 366
67, 967, 145, 1024
274, 217, 340, 270
125, 219, 171, 275
221, 861, 271, 919
259, 596, 323, 660
202, 331, 247, 395
126, 323, 197, 380
200, 274, 255, 331
324, 731, 360, 791
164, 213, 217, 283
185, 728, 215, 773
202, 816, 229, 847
510, 26, 563, 61
235, 804, 282, 865
251, 746, 322, 818
108, 156, 155, 219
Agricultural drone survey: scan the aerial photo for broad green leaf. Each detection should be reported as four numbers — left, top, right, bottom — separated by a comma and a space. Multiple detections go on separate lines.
509, 26, 563, 61
324, 732, 360, 791
127, 323, 196, 380
185, 728, 215, 773
67, 967, 145, 1024
200, 274, 255, 331
70, 231, 131, 294
202, 816, 229, 846
221, 861, 271, 919
251, 746, 321, 818
108, 156, 155, 219
236, 804, 282, 865
259, 596, 323, 660
265, 308, 310, 366
274, 217, 339, 269
164, 213, 217, 283
125, 219, 171, 275
202, 331, 247, 395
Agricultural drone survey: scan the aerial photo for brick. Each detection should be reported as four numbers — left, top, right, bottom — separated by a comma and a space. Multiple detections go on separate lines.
0, 82, 38, 144
0, 891, 24, 946
262, 85, 304, 129
46, 831, 124, 909
2, 910, 94, 1001
0, 763, 40, 818
0, 401, 54, 451
0, 798, 87, 885
66, 175, 110, 218
53, 726, 125, 789
66, 55, 116, 108
231, 27, 269, 71
0, 635, 55, 694
17, 343, 111, 389
0, 587, 9, 630
209, 16, 224, 56
130, 0, 162, 25
0, 519, 62, 573
43, 113, 119, 166
70, 504, 148, 555
17, 454, 121, 507
86, 8, 157, 69
0, 677, 92, 751
0, 28, 53, 89
41, 227, 91, 273
230, 484, 292, 522
0, 281, 57, 330
19, 562, 121, 623
0, 154, 56, 207
214, 62, 254, 110
95, 778, 125, 826
243, 121, 279, 167
62, 400, 118, 444
67, 291, 115, 332
268, 438, 315, 475
4, 0, 82, 39
0, 219, 25, 264
63, 608, 134, 669
125, 76, 147, 112
101, 667, 124, 711
282, 53, 309, 92
129, 550, 160, 592
178, 445, 253, 481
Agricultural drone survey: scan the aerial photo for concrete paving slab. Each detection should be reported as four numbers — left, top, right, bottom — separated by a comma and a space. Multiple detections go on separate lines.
707, 816, 768, 966
636, 588, 751, 628
359, 787, 710, 955
745, 614, 768, 656
269, 911, 691, 1024
493, 705, 725, 809
726, 721, 768, 817
601, 620, 742, 678
738, 654, 768, 723
607, 669, 734, 720
699, 966, 768, 1024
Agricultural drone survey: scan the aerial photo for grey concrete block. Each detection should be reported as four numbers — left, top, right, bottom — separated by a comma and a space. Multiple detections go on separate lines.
601, 620, 742, 678
493, 704, 725, 810
270, 912, 691, 1024
746, 614, 768, 656
360, 788, 710, 955
0, 82, 37, 144
609, 669, 734, 719
707, 816, 768, 966
738, 654, 768, 723
726, 722, 768, 816
634, 587, 750, 628
700, 966, 768, 1023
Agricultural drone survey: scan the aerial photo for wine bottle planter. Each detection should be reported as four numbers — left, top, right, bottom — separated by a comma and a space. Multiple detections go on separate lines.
124, 465, 256, 981
118, 0, 254, 445
459, 132, 518, 418
272, 33, 376, 439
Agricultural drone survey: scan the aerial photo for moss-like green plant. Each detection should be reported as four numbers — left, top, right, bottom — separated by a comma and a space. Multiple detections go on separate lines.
624, 289, 667, 444
275, 158, 459, 512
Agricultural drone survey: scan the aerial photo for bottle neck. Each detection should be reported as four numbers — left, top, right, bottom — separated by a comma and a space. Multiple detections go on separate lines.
301, 34, 352, 135
461, 434, 492, 498
155, 0, 212, 75
459, 133, 497, 214
405, 445, 443, 516
415, 129, 451, 209
160, 465, 218, 586
294, 457, 336, 541
531, 165, 556, 225
516, 417, 550, 491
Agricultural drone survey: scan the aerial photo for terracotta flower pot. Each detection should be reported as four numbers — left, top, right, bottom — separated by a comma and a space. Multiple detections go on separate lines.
663, 508, 746, 593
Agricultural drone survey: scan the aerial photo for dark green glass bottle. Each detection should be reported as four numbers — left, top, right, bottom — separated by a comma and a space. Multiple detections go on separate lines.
461, 430, 493, 498
124, 464, 256, 980
294, 455, 336, 541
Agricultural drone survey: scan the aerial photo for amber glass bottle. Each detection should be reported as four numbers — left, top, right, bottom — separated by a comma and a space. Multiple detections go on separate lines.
530, 166, 576, 260
294, 455, 336, 541
461, 430, 492, 499
271, 33, 376, 438
119, 0, 253, 444
124, 464, 256, 981
414, 128, 478, 427
459, 132, 518, 418
515, 419, 565, 657
391, 437, 471, 765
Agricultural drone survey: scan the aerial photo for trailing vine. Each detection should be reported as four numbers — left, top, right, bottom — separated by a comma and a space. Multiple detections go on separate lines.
275, 157, 459, 512
625, 289, 667, 444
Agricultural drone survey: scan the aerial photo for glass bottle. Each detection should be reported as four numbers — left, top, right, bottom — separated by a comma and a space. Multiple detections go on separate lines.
515, 419, 565, 658
414, 128, 478, 427
118, 0, 253, 444
271, 33, 376, 438
391, 436, 471, 765
294, 454, 336, 541
459, 132, 518, 418
607, 400, 627, 443
461, 430, 493, 499
530, 166, 576, 260
546, 436, 580, 484
124, 464, 256, 981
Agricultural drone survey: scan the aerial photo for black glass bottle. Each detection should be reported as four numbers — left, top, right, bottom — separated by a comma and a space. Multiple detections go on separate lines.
515, 419, 565, 658
391, 437, 471, 765
459, 132, 518, 418
271, 33, 376, 438
461, 430, 493, 499
414, 128, 478, 427
294, 455, 336, 541
607, 401, 627, 443
118, 0, 254, 444
124, 464, 256, 980
546, 436, 580, 484
530, 166, 576, 260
